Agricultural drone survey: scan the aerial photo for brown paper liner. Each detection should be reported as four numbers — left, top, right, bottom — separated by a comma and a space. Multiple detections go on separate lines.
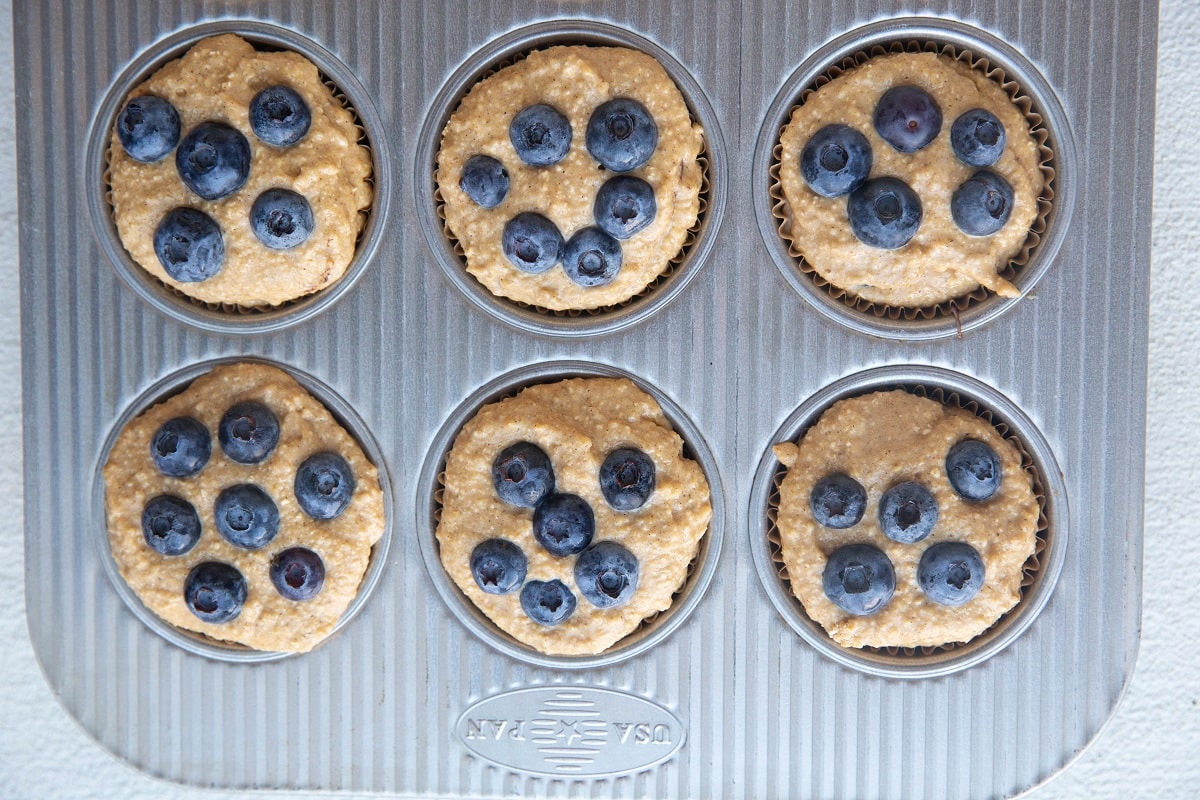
765, 384, 1050, 657
104, 53, 375, 316
433, 46, 712, 318
769, 39, 1056, 320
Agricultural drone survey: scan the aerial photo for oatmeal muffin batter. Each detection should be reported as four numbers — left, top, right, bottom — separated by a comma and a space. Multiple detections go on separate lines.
772, 390, 1038, 649
108, 34, 373, 307
436, 46, 704, 311
436, 377, 712, 655
103, 362, 385, 653
777, 51, 1043, 308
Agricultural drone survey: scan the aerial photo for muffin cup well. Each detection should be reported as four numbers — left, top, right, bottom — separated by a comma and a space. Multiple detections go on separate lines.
753, 17, 1076, 341
87, 20, 389, 334
416, 19, 727, 338
93, 357, 393, 662
749, 364, 1068, 679
416, 360, 725, 669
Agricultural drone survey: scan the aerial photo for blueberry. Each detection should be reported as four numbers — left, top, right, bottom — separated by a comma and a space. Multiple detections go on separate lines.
509, 104, 571, 166
249, 85, 311, 147
175, 121, 251, 201
184, 561, 247, 624
593, 176, 656, 240
116, 95, 181, 163
150, 416, 211, 478
218, 401, 279, 464
951, 170, 1014, 236
878, 481, 938, 544
214, 484, 279, 550
847, 176, 922, 249
586, 98, 657, 172
532, 493, 595, 557
294, 452, 356, 520
501, 212, 563, 274
520, 579, 577, 626
562, 226, 622, 287
270, 547, 326, 601
141, 495, 202, 556
822, 543, 895, 616
469, 539, 527, 595
491, 442, 555, 508
946, 439, 1002, 501
153, 207, 225, 282
873, 85, 942, 153
800, 124, 873, 198
250, 188, 314, 250
599, 448, 655, 511
917, 541, 985, 606
809, 473, 866, 529
950, 108, 1006, 167
460, 154, 510, 208
574, 541, 639, 608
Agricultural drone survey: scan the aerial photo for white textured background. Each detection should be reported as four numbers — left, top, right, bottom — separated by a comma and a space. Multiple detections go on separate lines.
1, 1, 1195, 798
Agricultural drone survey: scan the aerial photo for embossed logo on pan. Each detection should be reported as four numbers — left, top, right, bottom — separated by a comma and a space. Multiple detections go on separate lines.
456, 687, 685, 777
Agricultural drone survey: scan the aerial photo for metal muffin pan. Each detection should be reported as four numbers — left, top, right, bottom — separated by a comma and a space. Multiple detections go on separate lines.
18, 1, 1152, 798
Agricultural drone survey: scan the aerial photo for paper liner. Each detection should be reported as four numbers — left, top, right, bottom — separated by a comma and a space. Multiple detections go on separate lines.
102, 49, 375, 316
765, 384, 1049, 657
769, 39, 1056, 321
433, 46, 712, 319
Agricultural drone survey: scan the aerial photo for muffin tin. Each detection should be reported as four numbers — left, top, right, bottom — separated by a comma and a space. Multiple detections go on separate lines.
17, 1, 1152, 798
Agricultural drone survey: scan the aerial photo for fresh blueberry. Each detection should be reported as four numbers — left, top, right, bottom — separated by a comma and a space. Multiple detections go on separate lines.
270, 547, 326, 601
520, 579, 577, 626
491, 442, 555, 508
950, 108, 1006, 167
218, 401, 280, 464
822, 543, 895, 616
184, 561, 247, 624
847, 176, 922, 249
150, 416, 211, 478
153, 207, 225, 282
809, 473, 866, 529
469, 539, 527, 594
586, 98, 657, 172
294, 452, 356, 520
800, 124, 873, 198
249, 85, 311, 147
561, 226, 622, 287
878, 481, 939, 544
532, 493, 595, 557
214, 484, 279, 550
951, 170, 1014, 236
599, 448, 655, 511
574, 541, 639, 608
141, 495, 202, 556
175, 121, 251, 201
509, 104, 571, 166
460, 155, 509, 208
116, 94, 181, 163
873, 85, 942, 153
501, 212, 563, 274
946, 439, 1002, 501
917, 541, 985, 606
593, 176, 657, 240
250, 188, 314, 250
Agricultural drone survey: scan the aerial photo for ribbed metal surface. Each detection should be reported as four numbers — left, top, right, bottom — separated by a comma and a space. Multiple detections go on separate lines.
16, 0, 1153, 797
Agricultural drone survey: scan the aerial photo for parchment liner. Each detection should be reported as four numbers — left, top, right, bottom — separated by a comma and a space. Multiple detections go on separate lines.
416, 360, 725, 669
755, 18, 1075, 340
416, 20, 727, 337
86, 20, 389, 334
750, 365, 1068, 679
91, 357, 394, 663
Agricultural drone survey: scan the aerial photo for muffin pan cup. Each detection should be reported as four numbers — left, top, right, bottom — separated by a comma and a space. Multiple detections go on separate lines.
19, 1, 1151, 798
